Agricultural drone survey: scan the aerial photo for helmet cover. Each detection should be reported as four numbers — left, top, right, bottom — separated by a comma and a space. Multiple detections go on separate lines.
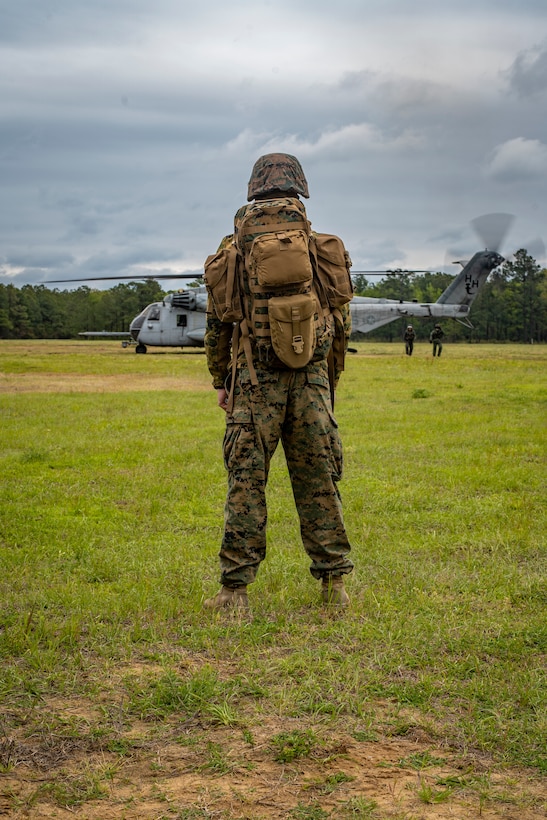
247, 153, 310, 200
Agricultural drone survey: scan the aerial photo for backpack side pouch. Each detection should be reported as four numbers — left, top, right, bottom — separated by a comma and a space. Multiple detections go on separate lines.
311, 233, 354, 309
268, 292, 316, 369
204, 246, 243, 322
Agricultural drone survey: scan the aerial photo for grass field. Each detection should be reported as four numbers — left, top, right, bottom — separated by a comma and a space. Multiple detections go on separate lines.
0, 339, 546, 819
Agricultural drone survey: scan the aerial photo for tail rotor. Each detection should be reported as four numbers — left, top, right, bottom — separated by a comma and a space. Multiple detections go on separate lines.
470, 213, 514, 253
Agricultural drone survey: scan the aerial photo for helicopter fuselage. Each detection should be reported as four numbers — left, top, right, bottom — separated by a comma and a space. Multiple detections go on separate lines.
129, 288, 208, 352
350, 250, 503, 333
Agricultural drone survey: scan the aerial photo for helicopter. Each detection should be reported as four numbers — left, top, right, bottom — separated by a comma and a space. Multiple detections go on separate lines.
50, 213, 517, 352
77, 287, 209, 352
349, 248, 504, 334
75, 248, 503, 352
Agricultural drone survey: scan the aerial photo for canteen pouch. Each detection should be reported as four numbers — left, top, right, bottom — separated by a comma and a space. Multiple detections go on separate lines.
268, 292, 316, 369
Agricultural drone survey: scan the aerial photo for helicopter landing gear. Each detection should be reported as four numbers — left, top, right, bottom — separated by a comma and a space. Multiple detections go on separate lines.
135, 343, 147, 354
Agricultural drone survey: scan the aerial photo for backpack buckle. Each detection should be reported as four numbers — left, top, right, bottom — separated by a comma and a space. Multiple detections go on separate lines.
292, 335, 304, 354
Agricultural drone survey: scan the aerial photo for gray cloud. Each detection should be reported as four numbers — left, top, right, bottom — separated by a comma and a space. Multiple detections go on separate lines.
506, 43, 547, 98
4, 250, 74, 268
1, 0, 546, 289
485, 138, 547, 182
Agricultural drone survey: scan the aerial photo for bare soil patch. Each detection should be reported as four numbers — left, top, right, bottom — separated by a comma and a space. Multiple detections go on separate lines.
0, 373, 209, 394
2, 692, 545, 819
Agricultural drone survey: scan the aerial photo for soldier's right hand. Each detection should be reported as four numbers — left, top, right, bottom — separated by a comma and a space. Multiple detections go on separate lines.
217, 387, 229, 412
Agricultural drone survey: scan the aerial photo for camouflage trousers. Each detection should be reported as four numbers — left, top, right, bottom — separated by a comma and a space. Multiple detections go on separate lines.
218, 362, 354, 587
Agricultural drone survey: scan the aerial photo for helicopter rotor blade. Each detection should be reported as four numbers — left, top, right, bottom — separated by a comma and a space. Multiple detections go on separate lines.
43, 273, 203, 284
470, 213, 515, 253
350, 269, 429, 276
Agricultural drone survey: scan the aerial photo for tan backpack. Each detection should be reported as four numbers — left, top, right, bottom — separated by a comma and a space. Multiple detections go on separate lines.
204, 198, 353, 383
235, 198, 318, 369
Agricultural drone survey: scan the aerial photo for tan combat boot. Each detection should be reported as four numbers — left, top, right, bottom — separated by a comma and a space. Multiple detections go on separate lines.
203, 585, 249, 611
321, 576, 350, 607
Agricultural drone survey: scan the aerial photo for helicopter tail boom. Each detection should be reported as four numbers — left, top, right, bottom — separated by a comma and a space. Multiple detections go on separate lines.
436, 250, 504, 307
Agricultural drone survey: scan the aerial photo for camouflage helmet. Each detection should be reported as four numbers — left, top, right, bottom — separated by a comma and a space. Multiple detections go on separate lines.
247, 153, 309, 200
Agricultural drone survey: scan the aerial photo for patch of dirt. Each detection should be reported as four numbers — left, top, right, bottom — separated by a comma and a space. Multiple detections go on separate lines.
0, 373, 210, 393
1, 700, 545, 819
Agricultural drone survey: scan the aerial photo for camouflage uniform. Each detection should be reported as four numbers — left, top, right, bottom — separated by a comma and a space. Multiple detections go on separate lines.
429, 324, 444, 357
205, 154, 353, 590
404, 325, 415, 356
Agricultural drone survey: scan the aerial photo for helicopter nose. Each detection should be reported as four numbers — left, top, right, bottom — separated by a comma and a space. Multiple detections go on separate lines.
130, 314, 146, 340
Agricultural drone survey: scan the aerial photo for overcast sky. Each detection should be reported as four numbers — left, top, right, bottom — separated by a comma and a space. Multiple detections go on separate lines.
1, 0, 547, 289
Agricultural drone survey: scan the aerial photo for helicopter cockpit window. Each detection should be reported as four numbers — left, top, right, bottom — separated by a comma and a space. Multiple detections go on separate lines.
148, 306, 161, 321
177, 314, 187, 327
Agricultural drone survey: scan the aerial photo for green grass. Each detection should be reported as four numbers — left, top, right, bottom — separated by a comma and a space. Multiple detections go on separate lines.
0, 340, 546, 814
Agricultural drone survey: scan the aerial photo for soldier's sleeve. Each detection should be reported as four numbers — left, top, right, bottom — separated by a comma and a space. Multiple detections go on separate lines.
204, 234, 237, 389
216, 234, 235, 252
205, 301, 233, 389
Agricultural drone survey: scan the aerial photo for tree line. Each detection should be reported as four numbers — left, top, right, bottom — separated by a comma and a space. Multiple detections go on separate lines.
1, 250, 545, 343
0, 280, 165, 340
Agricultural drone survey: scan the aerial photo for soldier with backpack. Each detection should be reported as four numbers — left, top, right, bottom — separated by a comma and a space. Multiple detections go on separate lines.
203, 153, 354, 611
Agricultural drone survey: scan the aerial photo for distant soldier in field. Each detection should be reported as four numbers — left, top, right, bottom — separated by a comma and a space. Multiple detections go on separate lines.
429, 323, 444, 357
203, 153, 354, 611
404, 324, 415, 356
